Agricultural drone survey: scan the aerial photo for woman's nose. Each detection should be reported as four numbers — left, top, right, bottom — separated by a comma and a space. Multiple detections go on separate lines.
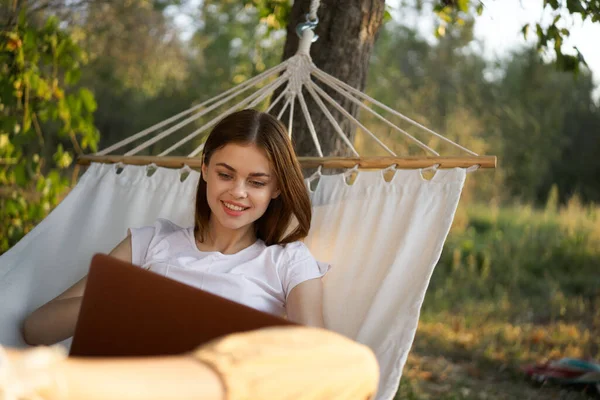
229, 180, 248, 199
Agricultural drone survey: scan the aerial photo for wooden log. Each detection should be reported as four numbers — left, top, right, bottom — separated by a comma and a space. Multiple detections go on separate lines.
77, 154, 497, 169
1, 326, 379, 400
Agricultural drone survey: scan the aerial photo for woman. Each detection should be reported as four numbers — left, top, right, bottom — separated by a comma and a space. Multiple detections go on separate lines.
22, 109, 329, 346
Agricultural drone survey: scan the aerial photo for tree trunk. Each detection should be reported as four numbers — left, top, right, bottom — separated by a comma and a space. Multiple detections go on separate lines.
278, 0, 386, 157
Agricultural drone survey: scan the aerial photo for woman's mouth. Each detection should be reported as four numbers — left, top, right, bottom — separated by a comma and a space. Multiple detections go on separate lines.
221, 201, 249, 216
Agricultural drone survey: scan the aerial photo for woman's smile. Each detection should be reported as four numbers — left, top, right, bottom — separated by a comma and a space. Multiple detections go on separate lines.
221, 200, 250, 216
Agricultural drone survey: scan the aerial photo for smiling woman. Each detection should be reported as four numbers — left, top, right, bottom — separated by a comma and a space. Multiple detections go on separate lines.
22, 109, 329, 346
196, 109, 311, 248
200, 145, 282, 247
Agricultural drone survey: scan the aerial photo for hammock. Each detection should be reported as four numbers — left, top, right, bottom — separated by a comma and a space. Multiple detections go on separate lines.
0, 2, 496, 399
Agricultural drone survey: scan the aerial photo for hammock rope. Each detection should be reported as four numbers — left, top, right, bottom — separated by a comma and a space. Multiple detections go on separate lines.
311, 69, 479, 156
310, 74, 438, 155
83, 0, 495, 171
297, 90, 324, 157
287, 95, 295, 138
98, 62, 288, 157
304, 83, 359, 156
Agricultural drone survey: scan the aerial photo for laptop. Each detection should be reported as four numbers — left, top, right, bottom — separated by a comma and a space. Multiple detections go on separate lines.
70, 253, 295, 357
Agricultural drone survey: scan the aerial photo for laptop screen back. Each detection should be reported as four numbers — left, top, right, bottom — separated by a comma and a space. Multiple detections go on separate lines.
70, 253, 295, 357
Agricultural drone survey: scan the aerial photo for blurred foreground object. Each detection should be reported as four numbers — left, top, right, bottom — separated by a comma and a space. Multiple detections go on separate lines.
0, 326, 379, 400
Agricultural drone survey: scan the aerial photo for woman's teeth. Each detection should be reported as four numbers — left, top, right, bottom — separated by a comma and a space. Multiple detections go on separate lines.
223, 202, 246, 211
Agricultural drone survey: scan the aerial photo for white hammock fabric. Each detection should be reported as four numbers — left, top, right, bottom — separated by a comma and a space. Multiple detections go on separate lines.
0, 162, 465, 400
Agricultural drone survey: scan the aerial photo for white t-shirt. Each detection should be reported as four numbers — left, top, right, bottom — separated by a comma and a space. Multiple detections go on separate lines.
129, 219, 330, 318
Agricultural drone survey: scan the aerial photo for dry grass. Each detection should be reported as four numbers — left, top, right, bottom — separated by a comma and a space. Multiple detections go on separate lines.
395, 201, 600, 399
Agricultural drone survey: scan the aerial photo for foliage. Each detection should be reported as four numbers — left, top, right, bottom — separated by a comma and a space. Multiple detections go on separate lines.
364, 21, 600, 205
246, 0, 291, 32
0, 9, 99, 253
68, 0, 190, 152
198, 1, 286, 86
433, 0, 600, 73
490, 48, 600, 203
395, 201, 600, 399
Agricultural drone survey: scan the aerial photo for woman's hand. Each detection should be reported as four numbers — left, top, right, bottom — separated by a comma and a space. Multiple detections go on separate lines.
22, 235, 133, 345
285, 278, 325, 328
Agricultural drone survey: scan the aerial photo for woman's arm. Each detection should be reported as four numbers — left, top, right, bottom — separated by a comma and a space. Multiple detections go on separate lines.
286, 278, 325, 328
4, 326, 379, 400
3, 347, 223, 400
22, 235, 133, 346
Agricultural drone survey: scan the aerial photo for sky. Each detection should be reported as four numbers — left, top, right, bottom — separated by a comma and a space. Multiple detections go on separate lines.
391, 0, 600, 98
474, 0, 599, 78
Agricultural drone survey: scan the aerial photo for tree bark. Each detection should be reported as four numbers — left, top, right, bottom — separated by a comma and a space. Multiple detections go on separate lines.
277, 0, 386, 157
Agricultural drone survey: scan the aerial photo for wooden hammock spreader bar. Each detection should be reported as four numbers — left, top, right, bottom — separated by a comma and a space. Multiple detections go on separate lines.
78, 155, 497, 169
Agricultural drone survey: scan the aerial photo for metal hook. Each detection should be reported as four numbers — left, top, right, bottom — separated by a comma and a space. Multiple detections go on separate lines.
296, 13, 319, 42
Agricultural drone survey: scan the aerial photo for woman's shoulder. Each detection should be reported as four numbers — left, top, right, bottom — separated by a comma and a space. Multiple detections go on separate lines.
128, 219, 192, 265
263, 240, 314, 265
153, 218, 190, 235
130, 218, 192, 247
266, 241, 330, 295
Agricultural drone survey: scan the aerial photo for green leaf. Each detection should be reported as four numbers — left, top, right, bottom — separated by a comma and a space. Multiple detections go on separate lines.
17, 9, 27, 27
23, 30, 36, 51
575, 47, 588, 67
556, 52, 579, 73
476, 2, 484, 16
383, 9, 393, 24
535, 24, 548, 48
565, 0, 586, 14
14, 164, 27, 186
554, 35, 562, 51
457, 0, 469, 13
536, 24, 544, 39
23, 108, 32, 133
553, 15, 561, 25
64, 68, 81, 85
53, 146, 73, 169
521, 24, 530, 40
78, 88, 97, 113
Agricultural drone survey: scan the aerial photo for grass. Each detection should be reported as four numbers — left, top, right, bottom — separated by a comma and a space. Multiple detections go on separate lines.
395, 200, 600, 399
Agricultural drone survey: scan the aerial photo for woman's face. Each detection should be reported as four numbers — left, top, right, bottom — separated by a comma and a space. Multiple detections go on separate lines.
201, 143, 280, 233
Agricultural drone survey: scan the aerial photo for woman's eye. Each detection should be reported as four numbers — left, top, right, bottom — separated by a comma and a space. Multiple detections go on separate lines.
250, 181, 266, 187
218, 173, 232, 180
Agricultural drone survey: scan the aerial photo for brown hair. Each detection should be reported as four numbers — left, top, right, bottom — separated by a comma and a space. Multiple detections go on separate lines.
195, 109, 311, 246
